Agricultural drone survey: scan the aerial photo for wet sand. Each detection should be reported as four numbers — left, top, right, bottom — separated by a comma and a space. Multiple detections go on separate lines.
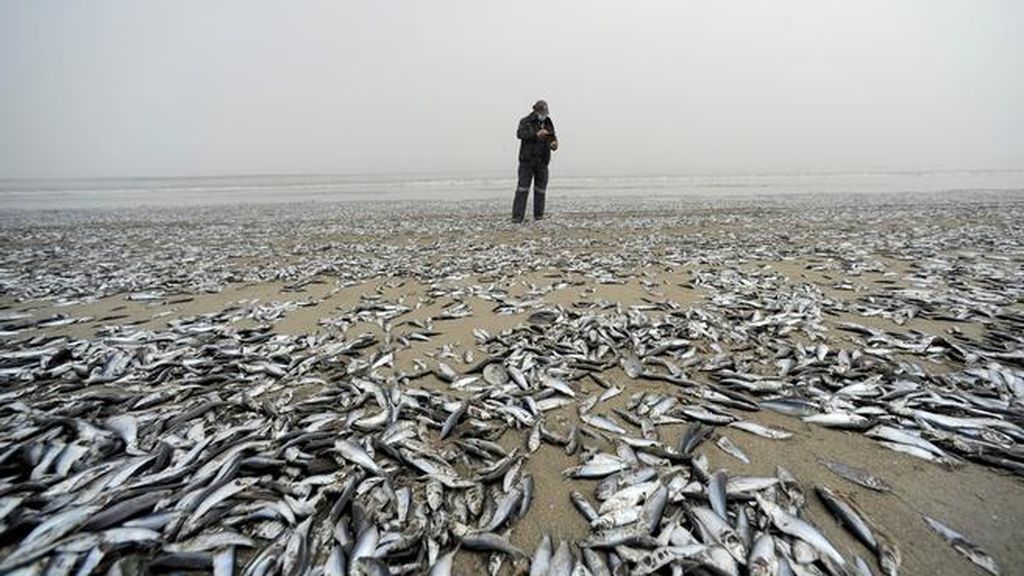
2, 191, 1023, 574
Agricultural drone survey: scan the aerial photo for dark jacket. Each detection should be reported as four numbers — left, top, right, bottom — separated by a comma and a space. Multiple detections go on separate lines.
517, 113, 557, 166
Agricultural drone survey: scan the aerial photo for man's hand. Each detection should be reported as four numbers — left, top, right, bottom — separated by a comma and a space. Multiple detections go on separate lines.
549, 140, 558, 151
537, 128, 550, 138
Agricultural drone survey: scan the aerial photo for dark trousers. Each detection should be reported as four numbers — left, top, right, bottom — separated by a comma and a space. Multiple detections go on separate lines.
512, 162, 549, 221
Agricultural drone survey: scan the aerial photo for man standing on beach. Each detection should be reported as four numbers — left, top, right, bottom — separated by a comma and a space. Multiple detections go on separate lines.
512, 100, 558, 222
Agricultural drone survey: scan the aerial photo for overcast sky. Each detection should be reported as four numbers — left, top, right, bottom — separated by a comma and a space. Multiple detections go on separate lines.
1, 1, 1022, 179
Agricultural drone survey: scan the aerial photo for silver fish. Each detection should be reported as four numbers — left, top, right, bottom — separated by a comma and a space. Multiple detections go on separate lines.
530, 533, 552, 576
822, 460, 891, 492
757, 496, 845, 566
716, 436, 750, 464
335, 439, 385, 476
728, 421, 793, 440
923, 516, 1000, 576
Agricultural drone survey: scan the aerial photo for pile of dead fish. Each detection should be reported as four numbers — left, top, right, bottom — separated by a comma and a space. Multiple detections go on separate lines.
0, 288, 1019, 574
3, 190, 1022, 306
1, 191, 1023, 574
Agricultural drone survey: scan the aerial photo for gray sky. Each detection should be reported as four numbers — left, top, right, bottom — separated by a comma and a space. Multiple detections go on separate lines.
1, 1, 1022, 179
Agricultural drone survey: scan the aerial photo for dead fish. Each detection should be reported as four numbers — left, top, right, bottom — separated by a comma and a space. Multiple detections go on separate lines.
689, 506, 746, 562
518, 474, 534, 518
678, 422, 715, 456
460, 532, 525, 557
537, 397, 574, 412
104, 415, 141, 453
335, 439, 385, 476
440, 402, 467, 440
581, 413, 627, 435
716, 436, 750, 464
598, 386, 622, 403
923, 516, 1000, 575
815, 485, 878, 552
481, 488, 522, 532
527, 423, 541, 453
748, 533, 777, 576
759, 398, 818, 416
595, 468, 658, 502
570, 491, 600, 523
550, 539, 575, 574
632, 544, 707, 575
728, 421, 793, 440
564, 454, 629, 479
351, 557, 390, 576
581, 524, 658, 549
527, 310, 559, 325
621, 352, 643, 379
725, 476, 780, 496
437, 362, 459, 382
757, 496, 846, 567
802, 412, 872, 430
679, 405, 735, 425
821, 460, 891, 492
566, 424, 581, 455
542, 375, 577, 398
581, 548, 612, 576
429, 550, 456, 576
530, 534, 552, 576
0, 505, 100, 570
866, 423, 947, 460
483, 363, 509, 386
426, 479, 444, 511
708, 470, 728, 520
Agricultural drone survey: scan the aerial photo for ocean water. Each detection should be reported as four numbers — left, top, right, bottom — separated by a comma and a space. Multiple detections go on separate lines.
1, 170, 1023, 210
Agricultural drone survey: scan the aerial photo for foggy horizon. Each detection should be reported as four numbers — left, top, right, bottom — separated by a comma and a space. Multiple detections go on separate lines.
5, 167, 1024, 186
2, 1, 1023, 180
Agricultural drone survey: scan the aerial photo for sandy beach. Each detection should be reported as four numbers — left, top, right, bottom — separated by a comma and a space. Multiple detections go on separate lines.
1, 189, 1022, 575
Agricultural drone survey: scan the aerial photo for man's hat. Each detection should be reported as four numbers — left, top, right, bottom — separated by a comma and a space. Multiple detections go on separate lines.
533, 100, 549, 112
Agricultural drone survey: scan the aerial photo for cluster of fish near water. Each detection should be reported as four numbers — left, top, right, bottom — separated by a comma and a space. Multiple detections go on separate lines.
0, 192, 1022, 575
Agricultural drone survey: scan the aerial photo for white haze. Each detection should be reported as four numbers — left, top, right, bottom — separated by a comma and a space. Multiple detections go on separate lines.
1, 0, 1022, 179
